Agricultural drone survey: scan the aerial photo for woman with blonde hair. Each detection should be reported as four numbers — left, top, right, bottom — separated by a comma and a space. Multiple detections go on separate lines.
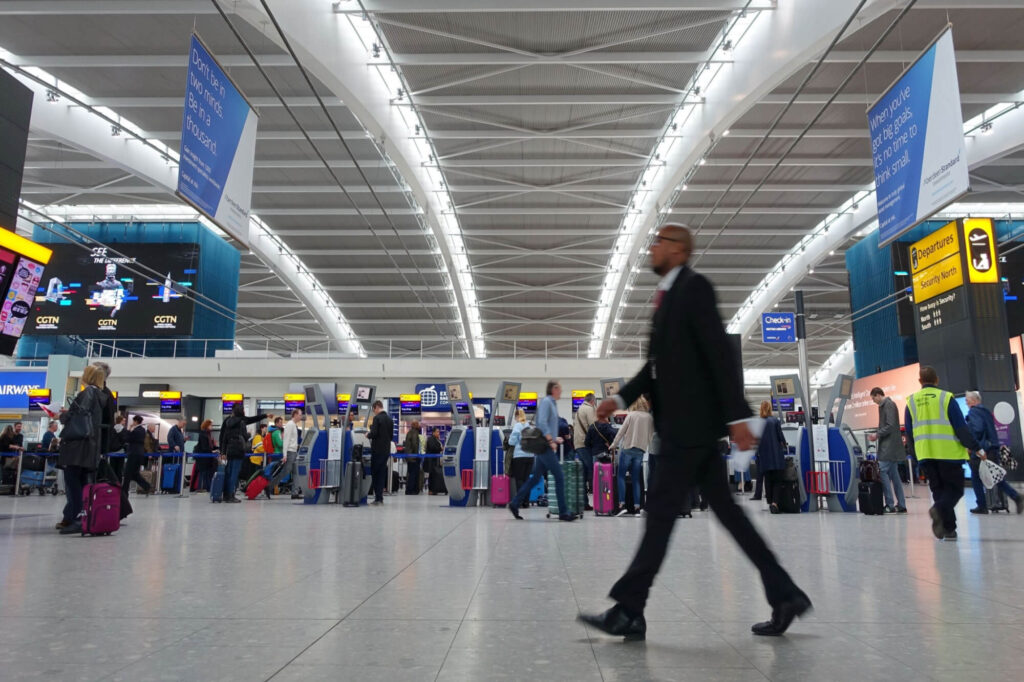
507, 408, 535, 498
611, 397, 654, 516
55, 364, 108, 533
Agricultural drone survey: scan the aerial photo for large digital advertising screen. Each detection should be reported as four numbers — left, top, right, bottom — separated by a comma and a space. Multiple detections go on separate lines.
24, 243, 198, 336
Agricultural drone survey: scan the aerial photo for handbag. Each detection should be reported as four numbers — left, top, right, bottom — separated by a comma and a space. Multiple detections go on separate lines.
519, 426, 548, 455
999, 445, 1018, 471
60, 391, 95, 442
979, 459, 1007, 490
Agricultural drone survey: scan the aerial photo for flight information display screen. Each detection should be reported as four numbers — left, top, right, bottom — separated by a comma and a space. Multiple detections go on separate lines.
25, 243, 198, 336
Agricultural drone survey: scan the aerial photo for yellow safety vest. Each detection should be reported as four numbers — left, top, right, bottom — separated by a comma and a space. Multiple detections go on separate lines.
906, 386, 967, 462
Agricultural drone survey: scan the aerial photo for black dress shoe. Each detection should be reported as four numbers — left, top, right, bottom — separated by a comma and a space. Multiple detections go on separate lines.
751, 590, 812, 636
928, 506, 944, 539
509, 503, 522, 520
558, 513, 577, 522
577, 605, 646, 641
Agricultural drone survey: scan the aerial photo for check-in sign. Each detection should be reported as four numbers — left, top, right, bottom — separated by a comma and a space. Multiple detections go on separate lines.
761, 313, 796, 343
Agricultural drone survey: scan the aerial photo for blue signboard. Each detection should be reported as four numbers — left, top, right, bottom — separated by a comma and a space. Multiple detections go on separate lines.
415, 383, 450, 412
868, 28, 968, 246
177, 34, 258, 241
0, 370, 46, 411
761, 313, 796, 344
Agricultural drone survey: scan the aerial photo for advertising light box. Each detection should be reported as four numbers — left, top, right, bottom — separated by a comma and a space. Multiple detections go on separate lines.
0, 227, 52, 355
400, 394, 421, 415
283, 393, 305, 413
159, 391, 182, 414
221, 393, 242, 415
25, 243, 198, 336
27, 388, 50, 412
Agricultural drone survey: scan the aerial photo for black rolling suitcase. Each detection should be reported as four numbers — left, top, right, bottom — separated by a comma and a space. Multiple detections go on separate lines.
342, 444, 365, 507
776, 480, 801, 513
858, 481, 884, 515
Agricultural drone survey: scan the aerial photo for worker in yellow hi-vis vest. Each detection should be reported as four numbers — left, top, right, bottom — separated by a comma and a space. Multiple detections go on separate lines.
904, 366, 984, 542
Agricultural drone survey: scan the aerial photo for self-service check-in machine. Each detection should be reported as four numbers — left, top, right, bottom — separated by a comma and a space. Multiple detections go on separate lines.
442, 381, 475, 507
296, 384, 333, 505
337, 383, 376, 506
772, 373, 858, 513
463, 381, 521, 507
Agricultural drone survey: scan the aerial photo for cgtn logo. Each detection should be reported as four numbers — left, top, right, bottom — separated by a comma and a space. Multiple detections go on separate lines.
35, 315, 59, 330
154, 315, 178, 329
97, 319, 117, 330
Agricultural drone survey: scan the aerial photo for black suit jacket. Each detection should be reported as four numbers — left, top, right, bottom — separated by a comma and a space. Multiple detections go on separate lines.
368, 411, 394, 459
617, 265, 750, 450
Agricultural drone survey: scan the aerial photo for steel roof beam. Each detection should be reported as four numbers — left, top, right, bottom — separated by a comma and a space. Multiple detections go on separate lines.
413, 94, 681, 106
352, 1, 765, 11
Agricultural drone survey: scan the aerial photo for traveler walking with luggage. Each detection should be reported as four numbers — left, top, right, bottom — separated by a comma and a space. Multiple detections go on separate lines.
193, 419, 218, 492
123, 416, 153, 497
579, 224, 809, 640
403, 421, 422, 495
753, 401, 788, 513
904, 366, 984, 540
266, 409, 302, 499
219, 403, 267, 503
425, 427, 446, 494
507, 381, 576, 522
966, 391, 1024, 515
55, 364, 107, 534
507, 408, 534, 496
868, 388, 907, 513
611, 398, 652, 517
368, 400, 393, 505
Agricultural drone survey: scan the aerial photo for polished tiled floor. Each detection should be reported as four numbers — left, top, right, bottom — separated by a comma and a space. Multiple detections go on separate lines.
0, 483, 1022, 682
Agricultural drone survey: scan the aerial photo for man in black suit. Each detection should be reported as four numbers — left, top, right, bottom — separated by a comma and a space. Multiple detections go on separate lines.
579, 224, 810, 640
367, 400, 393, 505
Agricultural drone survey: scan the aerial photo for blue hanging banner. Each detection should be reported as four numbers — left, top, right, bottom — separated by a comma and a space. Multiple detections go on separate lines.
761, 312, 796, 344
176, 34, 258, 244
868, 27, 968, 247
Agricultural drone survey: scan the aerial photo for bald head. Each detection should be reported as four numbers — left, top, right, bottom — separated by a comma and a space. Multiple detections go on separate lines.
649, 223, 693, 275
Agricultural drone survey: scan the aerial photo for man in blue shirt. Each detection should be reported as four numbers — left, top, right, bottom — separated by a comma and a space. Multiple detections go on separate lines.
508, 380, 575, 522
965, 391, 1023, 515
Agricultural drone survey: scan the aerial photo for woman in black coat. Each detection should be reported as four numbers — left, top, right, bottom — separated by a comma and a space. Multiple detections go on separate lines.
425, 427, 446, 495
192, 419, 218, 492
56, 364, 106, 534
754, 401, 789, 513
218, 403, 266, 503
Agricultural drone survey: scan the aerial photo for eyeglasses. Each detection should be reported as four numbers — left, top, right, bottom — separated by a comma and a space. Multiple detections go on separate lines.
652, 234, 685, 246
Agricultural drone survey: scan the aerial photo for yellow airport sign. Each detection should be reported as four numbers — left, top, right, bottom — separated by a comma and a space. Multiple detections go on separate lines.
912, 255, 963, 303
963, 217, 998, 284
909, 220, 959, 275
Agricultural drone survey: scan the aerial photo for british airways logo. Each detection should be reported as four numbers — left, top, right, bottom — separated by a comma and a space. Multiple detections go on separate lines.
0, 383, 42, 395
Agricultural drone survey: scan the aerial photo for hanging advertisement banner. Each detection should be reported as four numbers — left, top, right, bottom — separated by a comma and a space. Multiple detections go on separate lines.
176, 34, 258, 245
868, 27, 968, 246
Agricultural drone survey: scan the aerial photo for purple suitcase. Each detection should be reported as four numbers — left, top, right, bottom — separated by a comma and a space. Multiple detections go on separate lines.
82, 481, 121, 536
593, 461, 615, 516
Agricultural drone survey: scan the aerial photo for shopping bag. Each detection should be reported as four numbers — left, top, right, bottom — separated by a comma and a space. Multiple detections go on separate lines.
979, 459, 1007, 490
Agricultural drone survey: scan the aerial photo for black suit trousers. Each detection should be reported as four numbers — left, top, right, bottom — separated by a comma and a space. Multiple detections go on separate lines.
370, 454, 389, 502
609, 443, 797, 614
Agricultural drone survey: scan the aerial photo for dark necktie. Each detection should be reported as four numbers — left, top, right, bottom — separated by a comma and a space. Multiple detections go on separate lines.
654, 289, 665, 310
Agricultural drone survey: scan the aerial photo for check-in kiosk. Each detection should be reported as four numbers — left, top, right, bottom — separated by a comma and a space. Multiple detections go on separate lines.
442, 425, 473, 506
296, 384, 332, 505
463, 381, 521, 506
336, 384, 376, 506
775, 373, 858, 513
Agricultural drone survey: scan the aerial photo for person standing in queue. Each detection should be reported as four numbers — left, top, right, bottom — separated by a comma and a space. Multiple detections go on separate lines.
403, 421, 422, 495
55, 364, 107, 534
508, 381, 576, 522
905, 367, 983, 540
965, 391, 1024, 515
219, 403, 267, 503
368, 400, 393, 505
573, 393, 597, 507
123, 416, 152, 496
610, 397, 654, 517
425, 426, 446, 495
507, 408, 535, 498
267, 409, 303, 500
193, 419, 218, 492
579, 223, 810, 641
754, 401, 789, 514
869, 388, 907, 514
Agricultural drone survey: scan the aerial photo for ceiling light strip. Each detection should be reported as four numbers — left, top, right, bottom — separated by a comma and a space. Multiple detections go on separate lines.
590, 5, 761, 357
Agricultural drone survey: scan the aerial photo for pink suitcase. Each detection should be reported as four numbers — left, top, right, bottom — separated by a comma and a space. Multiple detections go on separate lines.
491, 475, 510, 507
81, 481, 121, 536
593, 461, 615, 516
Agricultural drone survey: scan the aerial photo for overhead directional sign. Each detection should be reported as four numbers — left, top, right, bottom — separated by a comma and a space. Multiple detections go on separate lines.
868, 27, 968, 246
176, 33, 258, 244
761, 312, 796, 343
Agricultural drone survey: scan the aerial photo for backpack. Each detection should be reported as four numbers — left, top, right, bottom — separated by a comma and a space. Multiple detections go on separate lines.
263, 431, 275, 454
859, 459, 881, 483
